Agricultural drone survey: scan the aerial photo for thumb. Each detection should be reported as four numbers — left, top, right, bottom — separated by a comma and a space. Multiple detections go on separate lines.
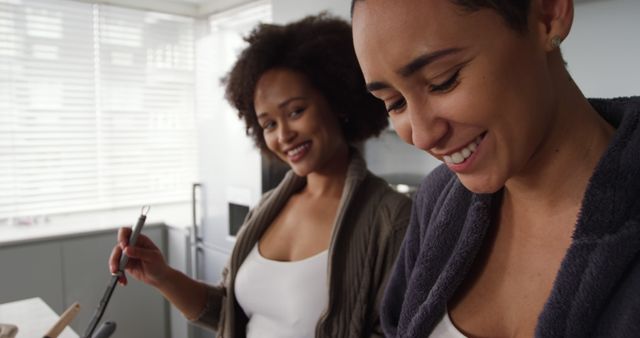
124, 246, 158, 263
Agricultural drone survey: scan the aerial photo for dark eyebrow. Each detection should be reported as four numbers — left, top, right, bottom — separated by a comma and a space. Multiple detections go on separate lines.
366, 48, 463, 93
257, 96, 306, 118
366, 81, 390, 92
398, 48, 463, 77
278, 96, 305, 109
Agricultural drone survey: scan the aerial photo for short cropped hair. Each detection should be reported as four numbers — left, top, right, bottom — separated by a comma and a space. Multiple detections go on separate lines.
223, 13, 388, 155
351, 0, 531, 32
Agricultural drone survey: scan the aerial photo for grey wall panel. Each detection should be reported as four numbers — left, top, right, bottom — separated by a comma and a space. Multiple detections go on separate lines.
61, 227, 168, 338
0, 242, 64, 312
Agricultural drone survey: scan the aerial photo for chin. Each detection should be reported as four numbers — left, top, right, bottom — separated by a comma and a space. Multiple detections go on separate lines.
457, 173, 505, 194
290, 163, 312, 177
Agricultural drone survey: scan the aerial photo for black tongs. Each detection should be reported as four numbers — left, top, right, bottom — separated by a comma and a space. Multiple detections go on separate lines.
82, 206, 149, 338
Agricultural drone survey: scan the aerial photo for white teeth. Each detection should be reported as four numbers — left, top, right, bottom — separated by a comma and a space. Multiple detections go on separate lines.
443, 136, 483, 165
451, 153, 464, 164
287, 142, 309, 157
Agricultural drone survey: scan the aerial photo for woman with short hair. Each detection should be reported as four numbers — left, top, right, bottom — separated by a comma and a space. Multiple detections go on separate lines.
351, 0, 640, 336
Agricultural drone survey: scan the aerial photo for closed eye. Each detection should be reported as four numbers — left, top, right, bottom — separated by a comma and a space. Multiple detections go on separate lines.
386, 98, 406, 114
429, 68, 461, 93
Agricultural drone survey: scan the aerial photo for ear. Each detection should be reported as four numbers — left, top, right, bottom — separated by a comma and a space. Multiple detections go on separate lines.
532, 0, 574, 51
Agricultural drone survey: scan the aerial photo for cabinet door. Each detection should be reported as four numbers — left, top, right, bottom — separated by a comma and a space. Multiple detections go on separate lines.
61, 227, 168, 338
0, 242, 64, 312
167, 226, 195, 338
191, 245, 230, 338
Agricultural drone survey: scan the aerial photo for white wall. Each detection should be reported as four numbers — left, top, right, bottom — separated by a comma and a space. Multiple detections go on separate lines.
194, 17, 263, 240
272, 0, 350, 23
564, 0, 640, 98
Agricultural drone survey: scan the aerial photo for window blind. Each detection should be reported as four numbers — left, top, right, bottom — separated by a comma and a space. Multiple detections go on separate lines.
0, 0, 197, 225
96, 6, 196, 209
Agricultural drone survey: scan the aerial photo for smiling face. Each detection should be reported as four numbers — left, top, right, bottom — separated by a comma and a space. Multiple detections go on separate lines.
353, 0, 559, 193
254, 68, 348, 177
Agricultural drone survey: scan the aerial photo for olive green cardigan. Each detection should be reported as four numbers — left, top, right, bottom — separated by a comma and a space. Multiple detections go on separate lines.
191, 151, 412, 337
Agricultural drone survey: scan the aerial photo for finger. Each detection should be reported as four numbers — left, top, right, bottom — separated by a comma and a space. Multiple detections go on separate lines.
117, 227, 132, 248
109, 245, 123, 274
124, 246, 160, 263
110, 246, 129, 286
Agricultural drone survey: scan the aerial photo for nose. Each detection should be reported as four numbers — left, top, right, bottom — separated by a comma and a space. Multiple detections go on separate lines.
277, 121, 296, 144
401, 100, 448, 151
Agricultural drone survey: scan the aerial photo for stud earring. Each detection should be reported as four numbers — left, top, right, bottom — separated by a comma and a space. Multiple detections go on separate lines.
551, 36, 563, 49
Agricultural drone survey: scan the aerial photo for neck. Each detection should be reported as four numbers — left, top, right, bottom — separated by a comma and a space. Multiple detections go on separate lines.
304, 145, 350, 199
504, 70, 614, 218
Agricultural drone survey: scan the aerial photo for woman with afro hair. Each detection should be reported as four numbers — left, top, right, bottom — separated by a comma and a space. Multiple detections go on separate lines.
109, 13, 411, 338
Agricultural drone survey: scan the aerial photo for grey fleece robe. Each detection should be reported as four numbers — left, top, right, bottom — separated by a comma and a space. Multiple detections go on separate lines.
381, 97, 640, 338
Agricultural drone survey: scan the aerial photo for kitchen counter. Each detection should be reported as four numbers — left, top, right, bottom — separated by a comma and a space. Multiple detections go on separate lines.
0, 203, 191, 248
0, 298, 79, 338
0, 221, 165, 248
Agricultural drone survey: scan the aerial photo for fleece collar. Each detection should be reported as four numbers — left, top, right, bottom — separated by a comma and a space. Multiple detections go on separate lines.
537, 97, 640, 337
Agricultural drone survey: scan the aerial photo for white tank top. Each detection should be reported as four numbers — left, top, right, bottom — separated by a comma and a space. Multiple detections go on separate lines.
431, 310, 468, 338
234, 244, 329, 338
